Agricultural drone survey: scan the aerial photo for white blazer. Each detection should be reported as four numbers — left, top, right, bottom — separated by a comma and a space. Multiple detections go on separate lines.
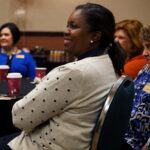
9, 54, 117, 150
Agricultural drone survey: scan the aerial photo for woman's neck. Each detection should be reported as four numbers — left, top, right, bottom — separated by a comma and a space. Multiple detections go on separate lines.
1, 47, 20, 59
77, 47, 103, 60
2, 47, 18, 55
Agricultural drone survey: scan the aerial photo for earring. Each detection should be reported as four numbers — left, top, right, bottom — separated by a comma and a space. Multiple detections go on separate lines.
90, 40, 94, 44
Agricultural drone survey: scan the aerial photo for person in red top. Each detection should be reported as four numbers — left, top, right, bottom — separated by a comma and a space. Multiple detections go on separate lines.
123, 54, 147, 79
115, 19, 147, 79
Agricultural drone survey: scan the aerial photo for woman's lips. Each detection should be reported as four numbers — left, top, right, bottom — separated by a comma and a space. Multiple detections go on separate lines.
0, 40, 8, 44
64, 39, 72, 45
1, 39, 7, 42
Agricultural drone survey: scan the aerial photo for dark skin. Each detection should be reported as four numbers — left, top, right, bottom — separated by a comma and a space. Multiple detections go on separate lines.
64, 9, 101, 57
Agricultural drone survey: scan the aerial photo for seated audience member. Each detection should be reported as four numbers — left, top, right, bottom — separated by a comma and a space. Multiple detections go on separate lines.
0, 3, 126, 150
120, 25, 150, 150
115, 19, 147, 79
0, 22, 36, 80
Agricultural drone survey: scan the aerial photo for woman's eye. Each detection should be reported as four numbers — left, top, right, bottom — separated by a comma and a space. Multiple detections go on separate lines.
71, 24, 78, 29
67, 22, 78, 29
0, 33, 9, 37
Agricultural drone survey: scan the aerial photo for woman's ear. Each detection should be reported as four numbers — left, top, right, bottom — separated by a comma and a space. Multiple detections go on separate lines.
92, 31, 102, 42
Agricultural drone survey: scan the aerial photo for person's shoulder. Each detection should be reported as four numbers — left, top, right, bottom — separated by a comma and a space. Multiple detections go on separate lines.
19, 50, 31, 55
72, 54, 109, 65
124, 55, 147, 70
62, 55, 110, 71
127, 55, 147, 64
18, 50, 34, 59
135, 64, 149, 79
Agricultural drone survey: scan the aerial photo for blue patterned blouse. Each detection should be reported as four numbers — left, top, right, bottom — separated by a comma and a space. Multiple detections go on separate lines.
124, 64, 150, 150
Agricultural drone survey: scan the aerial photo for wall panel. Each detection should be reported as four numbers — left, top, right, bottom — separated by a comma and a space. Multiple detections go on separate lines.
0, 0, 150, 50
0, 0, 150, 31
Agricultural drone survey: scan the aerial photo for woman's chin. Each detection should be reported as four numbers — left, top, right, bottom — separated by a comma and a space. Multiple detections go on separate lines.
64, 46, 71, 53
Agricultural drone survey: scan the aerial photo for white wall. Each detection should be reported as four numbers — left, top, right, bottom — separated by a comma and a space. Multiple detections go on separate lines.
0, 0, 150, 31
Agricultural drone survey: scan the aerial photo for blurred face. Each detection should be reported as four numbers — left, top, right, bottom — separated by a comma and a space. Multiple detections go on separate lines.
114, 29, 133, 53
142, 40, 150, 66
0, 27, 14, 49
64, 9, 93, 57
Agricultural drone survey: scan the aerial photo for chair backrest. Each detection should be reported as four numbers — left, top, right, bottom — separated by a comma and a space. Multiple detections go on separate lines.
91, 75, 135, 150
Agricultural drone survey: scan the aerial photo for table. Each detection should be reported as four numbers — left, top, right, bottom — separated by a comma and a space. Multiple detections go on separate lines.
0, 78, 35, 137
0, 78, 35, 96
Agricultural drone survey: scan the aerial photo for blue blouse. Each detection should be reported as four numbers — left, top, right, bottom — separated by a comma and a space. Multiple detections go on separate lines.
0, 49, 36, 80
124, 64, 150, 150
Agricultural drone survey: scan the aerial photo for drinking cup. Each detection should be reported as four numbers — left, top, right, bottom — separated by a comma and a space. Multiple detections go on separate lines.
0, 65, 9, 81
7, 73, 22, 97
36, 67, 47, 79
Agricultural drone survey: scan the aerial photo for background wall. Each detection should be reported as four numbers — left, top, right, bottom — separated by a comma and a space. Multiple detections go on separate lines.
0, 0, 150, 31
0, 0, 149, 69
0, 0, 149, 50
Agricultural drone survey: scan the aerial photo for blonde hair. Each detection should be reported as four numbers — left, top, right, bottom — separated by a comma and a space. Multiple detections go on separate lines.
140, 25, 150, 42
115, 19, 143, 59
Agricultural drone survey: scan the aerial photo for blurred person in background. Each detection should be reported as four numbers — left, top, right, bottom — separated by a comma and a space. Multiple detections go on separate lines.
0, 3, 126, 150
120, 25, 150, 150
0, 22, 36, 80
115, 19, 147, 79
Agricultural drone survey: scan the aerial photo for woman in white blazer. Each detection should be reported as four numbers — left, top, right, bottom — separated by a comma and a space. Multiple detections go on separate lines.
0, 3, 126, 150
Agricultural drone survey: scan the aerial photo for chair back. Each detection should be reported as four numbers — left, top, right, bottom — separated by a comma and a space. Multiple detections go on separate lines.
91, 75, 135, 150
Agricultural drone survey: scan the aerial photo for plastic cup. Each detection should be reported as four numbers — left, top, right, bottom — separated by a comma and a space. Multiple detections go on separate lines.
36, 67, 47, 79
7, 73, 22, 97
0, 65, 9, 81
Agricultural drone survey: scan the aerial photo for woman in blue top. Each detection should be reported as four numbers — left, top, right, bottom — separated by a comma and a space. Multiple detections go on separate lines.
0, 22, 36, 80
121, 25, 150, 150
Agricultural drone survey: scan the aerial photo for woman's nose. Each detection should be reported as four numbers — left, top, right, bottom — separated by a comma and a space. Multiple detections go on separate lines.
64, 28, 70, 36
143, 48, 149, 56
114, 37, 120, 43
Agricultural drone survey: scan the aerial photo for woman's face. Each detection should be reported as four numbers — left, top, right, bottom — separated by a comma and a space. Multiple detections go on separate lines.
114, 29, 133, 54
64, 9, 93, 57
0, 27, 14, 49
142, 40, 150, 66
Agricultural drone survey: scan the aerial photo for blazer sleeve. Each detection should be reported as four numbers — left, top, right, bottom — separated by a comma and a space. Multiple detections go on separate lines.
12, 65, 82, 132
